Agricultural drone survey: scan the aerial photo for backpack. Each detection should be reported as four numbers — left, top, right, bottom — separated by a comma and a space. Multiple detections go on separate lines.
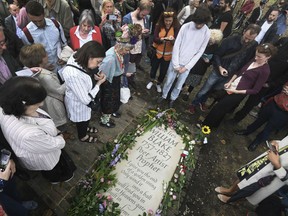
22, 19, 65, 44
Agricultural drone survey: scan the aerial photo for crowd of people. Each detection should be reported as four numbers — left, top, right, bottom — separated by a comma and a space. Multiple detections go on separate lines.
0, 0, 287, 215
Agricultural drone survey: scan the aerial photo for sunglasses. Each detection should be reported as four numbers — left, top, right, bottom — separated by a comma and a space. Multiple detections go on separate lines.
163, 11, 174, 16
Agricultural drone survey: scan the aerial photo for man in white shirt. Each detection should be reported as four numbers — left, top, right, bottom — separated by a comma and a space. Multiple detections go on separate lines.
21, 1, 67, 72
255, 9, 279, 44
158, 7, 211, 108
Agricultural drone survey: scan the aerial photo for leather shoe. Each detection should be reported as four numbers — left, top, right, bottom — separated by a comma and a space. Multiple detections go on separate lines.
111, 112, 121, 118
100, 121, 115, 128
234, 129, 249, 136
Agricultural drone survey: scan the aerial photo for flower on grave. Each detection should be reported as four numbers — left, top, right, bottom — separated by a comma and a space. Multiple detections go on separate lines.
203, 137, 208, 144
107, 195, 113, 201
103, 200, 107, 208
163, 182, 167, 192
156, 209, 162, 216
109, 154, 121, 167
148, 209, 154, 216
99, 204, 105, 213
190, 140, 196, 145
114, 139, 118, 143
169, 191, 173, 195
172, 195, 177, 200
107, 180, 111, 185
111, 144, 120, 157
202, 125, 211, 135
100, 177, 105, 183
174, 173, 179, 179
96, 193, 103, 199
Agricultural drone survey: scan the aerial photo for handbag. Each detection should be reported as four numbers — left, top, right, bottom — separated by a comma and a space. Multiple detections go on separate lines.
120, 87, 131, 104
87, 93, 101, 111
66, 64, 101, 111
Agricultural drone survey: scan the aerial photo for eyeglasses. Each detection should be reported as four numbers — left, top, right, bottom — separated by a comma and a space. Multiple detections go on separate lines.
163, 11, 174, 16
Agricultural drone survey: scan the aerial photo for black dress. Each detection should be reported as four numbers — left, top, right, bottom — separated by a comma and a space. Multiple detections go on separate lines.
100, 75, 121, 114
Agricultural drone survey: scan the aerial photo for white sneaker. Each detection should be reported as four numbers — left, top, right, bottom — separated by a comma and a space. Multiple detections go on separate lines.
156, 84, 162, 93
146, 82, 153, 89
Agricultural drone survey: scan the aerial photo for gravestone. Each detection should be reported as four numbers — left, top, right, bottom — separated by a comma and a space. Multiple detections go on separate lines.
107, 126, 185, 215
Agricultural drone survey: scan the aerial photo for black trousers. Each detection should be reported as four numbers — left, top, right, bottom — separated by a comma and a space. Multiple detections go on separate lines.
41, 150, 75, 182
149, 56, 170, 84
234, 86, 281, 122
75, 120, 90, 139
203, 93, 246, 128
245, 100, 288, 145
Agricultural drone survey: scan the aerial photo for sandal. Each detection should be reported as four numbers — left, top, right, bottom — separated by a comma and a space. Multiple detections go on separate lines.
80, 135, 97, 143
87, 126, 98, 133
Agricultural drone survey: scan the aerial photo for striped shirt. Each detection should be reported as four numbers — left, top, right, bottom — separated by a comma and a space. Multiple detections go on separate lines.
0, 108, 65, 171
63, 56, 100, 122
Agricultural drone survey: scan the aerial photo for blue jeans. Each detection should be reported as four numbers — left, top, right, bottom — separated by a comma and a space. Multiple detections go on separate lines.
0, 178, 28, 216
162, 62, 189, 101
191, 70, 227, 105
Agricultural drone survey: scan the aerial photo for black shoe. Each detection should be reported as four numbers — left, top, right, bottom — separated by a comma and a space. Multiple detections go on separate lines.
100, 121, 116, 128
50, 172, 74, 184
169, 100, 175, 108
234, 129, 249, 136
157, 97, 165, 104
112, 112, 121, 118
248, 142, 259, 152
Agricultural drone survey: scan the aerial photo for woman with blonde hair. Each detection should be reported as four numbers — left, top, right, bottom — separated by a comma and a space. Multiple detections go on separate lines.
183, 29, 223, 102
99, 0, 121, 49
19, 44, 68, 127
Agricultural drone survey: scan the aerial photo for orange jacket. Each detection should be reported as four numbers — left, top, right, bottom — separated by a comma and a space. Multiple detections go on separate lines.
153, 27, 175, 61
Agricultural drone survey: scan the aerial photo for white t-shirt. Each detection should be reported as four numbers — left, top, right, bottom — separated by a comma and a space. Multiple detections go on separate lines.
255, 21, 273, 44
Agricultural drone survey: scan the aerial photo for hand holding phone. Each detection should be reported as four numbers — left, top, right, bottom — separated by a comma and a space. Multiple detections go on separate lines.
0, 149, 11, 171
266, 141, 277, 153
106, 14, 118, 20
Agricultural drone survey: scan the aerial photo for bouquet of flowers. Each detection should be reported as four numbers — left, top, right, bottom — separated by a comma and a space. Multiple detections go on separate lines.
115, 23, 143, 45
195, 125, 211, 144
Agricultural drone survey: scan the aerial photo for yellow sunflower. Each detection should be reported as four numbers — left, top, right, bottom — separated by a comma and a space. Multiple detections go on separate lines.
202, 125, 211, 135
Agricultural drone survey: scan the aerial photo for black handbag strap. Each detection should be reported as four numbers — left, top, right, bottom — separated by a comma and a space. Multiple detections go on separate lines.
66, 64, 97, 88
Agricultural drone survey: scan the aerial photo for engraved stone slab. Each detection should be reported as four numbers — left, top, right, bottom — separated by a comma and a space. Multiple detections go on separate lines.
107, 126, 185, 215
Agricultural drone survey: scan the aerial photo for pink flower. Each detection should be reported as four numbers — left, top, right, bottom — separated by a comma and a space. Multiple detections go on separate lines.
172, 195, 177, 200
148, 209, 154, 215
107, 195, 113, 201
100, 177, 105, 183
102, 200, 107, 208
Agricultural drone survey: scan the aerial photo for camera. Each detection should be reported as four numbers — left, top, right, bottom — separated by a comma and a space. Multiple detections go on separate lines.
0, 149, 11, 171
106, 14, 118, 20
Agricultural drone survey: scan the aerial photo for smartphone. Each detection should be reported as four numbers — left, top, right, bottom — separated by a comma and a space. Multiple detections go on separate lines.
266, 141, 277, 153
0, 149, 11, 170
106, 14, 117, 20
